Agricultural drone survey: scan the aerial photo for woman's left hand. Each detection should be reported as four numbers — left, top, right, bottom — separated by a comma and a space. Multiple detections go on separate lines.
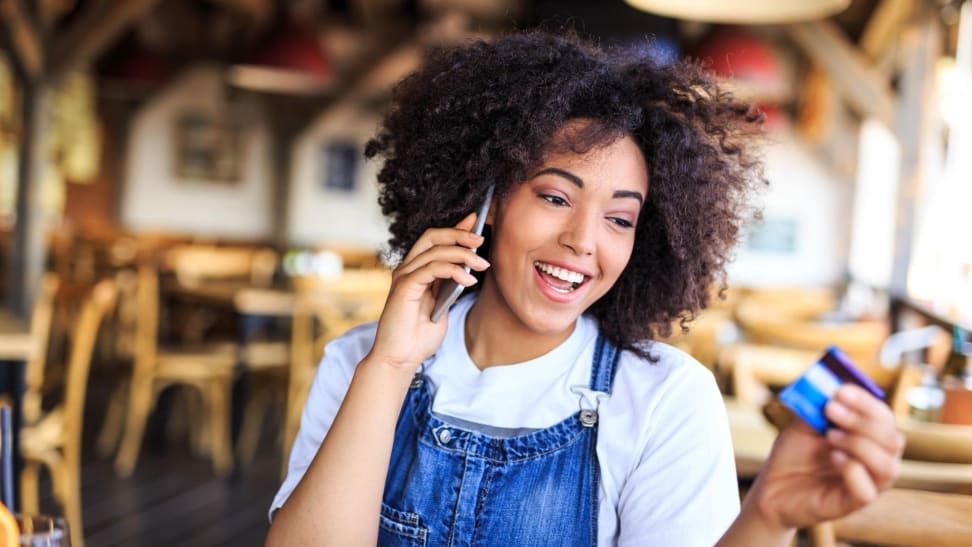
748, 384, 905, 530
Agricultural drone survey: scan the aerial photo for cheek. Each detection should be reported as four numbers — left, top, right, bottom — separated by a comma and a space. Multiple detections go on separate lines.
600, 240, 635, 283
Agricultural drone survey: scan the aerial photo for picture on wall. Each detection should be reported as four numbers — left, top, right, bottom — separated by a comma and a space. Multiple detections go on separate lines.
173, 112, 241, 183
321, 141, 358, 192
746, 217, 798, 254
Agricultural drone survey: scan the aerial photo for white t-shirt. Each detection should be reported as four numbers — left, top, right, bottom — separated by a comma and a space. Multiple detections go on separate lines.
272, 295, 740, 546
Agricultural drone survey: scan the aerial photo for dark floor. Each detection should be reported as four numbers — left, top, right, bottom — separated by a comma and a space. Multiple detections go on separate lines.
34, 370, 282, 547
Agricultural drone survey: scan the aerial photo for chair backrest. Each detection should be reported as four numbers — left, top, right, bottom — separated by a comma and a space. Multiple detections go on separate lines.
896, 415, 972, 464
63, 279, 116, 464
819, 488, 972, 546
23, 273, 60, 424
735, 297, 893, 386
720, 343, 821, 408
736, 286, 837, 320
167, 245, 278, 287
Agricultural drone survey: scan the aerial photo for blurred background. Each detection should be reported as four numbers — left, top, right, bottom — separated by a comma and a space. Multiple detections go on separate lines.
1, 0, 972, 546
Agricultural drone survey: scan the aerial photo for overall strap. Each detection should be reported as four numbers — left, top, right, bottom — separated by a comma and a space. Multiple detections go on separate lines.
588, 335, 621, 393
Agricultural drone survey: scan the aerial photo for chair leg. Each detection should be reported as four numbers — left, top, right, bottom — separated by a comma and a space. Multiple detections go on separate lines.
95, 380, 128, 458
207, 378, 234, 476
63, 470, 84, 547
20, 461, 40, 515
115, 378, 154, 477
186, 390, 211, 457
236, 382, 270, 468
47, 460, 84, 547
166, 388, 192, 447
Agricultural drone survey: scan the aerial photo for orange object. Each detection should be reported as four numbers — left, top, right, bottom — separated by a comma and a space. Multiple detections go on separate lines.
0, 503, 19, 546
942, 384, 972, 425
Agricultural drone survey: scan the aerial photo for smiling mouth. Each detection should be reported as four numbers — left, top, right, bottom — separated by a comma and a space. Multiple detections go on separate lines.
534, 261, 589, 294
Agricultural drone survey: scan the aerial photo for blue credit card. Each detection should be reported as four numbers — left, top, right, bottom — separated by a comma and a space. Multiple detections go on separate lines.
778, 346, 884, 434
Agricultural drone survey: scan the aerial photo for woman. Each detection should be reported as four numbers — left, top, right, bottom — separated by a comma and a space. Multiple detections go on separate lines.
267, 32, 903, 546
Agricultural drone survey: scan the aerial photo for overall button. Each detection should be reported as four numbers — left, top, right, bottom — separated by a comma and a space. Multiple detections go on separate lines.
437, 428, 452, 444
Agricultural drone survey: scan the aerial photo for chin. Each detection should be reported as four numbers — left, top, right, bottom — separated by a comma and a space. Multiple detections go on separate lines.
517, 306, 582, 337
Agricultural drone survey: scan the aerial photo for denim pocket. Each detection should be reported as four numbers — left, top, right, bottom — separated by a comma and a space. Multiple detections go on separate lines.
378, 502, 428, 547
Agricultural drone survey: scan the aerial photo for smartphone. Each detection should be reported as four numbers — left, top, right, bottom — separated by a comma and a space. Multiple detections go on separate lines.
430, 184, 495, 322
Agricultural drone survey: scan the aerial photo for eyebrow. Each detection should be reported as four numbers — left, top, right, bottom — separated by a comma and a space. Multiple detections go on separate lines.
533, 167, 644, 205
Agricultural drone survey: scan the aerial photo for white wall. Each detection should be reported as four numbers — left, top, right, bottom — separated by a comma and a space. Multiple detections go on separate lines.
727, 133, 852, 287
286, 102, 389, 248
121, 65, 273, 240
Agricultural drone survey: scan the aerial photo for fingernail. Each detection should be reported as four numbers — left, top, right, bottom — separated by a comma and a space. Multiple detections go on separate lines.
838, 385, 860, 403
475, 256, 490, 268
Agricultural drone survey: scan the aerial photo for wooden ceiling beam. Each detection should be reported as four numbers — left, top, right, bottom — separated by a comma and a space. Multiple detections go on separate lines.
0, 0, 44, 79
206, 0, 273, 23
49, 0, 164, 76
38, 0, 77, 31
787, 20, 896, 126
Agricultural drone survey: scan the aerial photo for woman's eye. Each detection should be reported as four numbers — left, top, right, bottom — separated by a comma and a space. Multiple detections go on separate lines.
540, 194, 568, 206
608, 217, 634, 228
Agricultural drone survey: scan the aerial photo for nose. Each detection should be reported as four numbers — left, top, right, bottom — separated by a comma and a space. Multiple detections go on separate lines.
558, 211, 596, 256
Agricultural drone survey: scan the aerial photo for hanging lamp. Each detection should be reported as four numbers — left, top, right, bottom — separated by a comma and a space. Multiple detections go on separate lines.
227, 18, 330, 95
623, 0, 850, 23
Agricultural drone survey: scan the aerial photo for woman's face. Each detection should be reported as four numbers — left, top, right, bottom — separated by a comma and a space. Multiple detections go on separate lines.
482, 129, 648, 337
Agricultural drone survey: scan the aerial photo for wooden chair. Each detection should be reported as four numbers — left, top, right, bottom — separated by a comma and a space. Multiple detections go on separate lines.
233, 288, 293, 468
733, 296, 894, 388
281, 290, 385, 476
166, 244, 278, 288
93, 269, 140, 457
20, 279, 116, 547
165, 245, 278, 343
22, 273, 60, 425
720, 343, 821, 408
735, 286, 837, 320
659, 308, 738, 372
114, 266, 237, 477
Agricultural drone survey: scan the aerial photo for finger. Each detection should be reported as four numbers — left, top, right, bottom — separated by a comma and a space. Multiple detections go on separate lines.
825, 387, 902, 454
396, 261, 479, 298
400, 214, 483, 265
397, 245, 490, 278
830, 449, 879, 507
826, 429, 901, 489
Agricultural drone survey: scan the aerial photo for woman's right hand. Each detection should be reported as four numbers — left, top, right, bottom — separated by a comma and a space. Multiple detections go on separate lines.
366, 212, 490, 372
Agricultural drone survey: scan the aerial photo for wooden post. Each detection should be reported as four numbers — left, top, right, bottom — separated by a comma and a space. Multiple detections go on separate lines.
889, 7, 942, 297
7, 82, 52, 316
269, 121, 298, 251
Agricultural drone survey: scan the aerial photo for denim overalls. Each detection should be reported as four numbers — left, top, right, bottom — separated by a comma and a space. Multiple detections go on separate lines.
378, 336, 620, 547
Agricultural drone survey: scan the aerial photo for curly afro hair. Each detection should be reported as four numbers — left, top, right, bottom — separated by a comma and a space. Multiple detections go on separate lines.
365, 31, 766, 358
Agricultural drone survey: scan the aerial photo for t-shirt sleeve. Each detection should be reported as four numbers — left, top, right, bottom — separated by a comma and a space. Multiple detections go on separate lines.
268, 323, 375, 521
617, 364, 740, 546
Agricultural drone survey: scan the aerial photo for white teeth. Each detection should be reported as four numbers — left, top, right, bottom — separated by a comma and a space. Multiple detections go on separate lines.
534, 262, 586, 284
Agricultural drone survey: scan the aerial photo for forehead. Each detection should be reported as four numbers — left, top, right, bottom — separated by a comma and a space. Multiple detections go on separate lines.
538, 130, 649, 193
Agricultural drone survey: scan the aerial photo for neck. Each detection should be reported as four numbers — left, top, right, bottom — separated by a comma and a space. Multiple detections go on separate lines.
464, 276, 576, 370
